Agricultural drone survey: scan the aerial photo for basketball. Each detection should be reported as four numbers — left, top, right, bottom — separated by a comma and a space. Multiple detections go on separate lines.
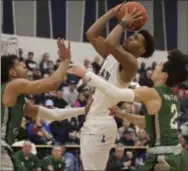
117, 2, 148, 31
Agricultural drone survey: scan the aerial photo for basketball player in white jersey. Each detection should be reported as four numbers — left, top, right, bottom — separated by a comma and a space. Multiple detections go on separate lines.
72, 5, 155, 170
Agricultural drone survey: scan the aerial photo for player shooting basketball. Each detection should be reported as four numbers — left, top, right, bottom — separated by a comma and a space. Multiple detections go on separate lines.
67, 49, 188, 171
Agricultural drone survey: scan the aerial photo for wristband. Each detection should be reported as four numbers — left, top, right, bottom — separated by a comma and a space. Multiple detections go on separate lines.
119, 20, 127, 29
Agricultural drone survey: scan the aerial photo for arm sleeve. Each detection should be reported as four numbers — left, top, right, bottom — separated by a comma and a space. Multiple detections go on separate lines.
38, 107, 85, 121
84, 71, 135, 102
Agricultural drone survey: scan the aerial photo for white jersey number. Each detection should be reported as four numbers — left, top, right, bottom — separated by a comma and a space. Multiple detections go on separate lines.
170, 104, 178, 129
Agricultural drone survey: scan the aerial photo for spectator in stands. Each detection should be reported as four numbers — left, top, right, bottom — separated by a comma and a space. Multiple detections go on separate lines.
135, 129, 149, 146
106, 144, 132, 171
91, 56, 101, 74
18, 48, 24, 61
118, 128, 136, 146
53, 90, 68, 108
25, 52, 37, 71
41, 145, 66, 171
28, 119, 54, 145
63, 80, 79, 106
13, 141, 41, 171
17, 117, 29, 141
49, 119, 70, 144
39, 53, 51, 75
62, 146, 79, 171
33, 67, 42, 80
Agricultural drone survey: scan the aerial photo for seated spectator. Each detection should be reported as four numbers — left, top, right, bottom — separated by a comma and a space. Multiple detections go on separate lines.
62, 146, 79, 171
63, 80, 79, 106
53, 90, 68, 108
118, 128, 136, 146
135, 129, 149, 146
28, 119, 54, 145
39, 53, 51, 74
106, 143, 132, 171
13, 141, 41, 171
17, 117, 29, 141
41, 145, 66, 171
18, 48, 24, 61
25, 52, 37, 71
91, 56, 101, 74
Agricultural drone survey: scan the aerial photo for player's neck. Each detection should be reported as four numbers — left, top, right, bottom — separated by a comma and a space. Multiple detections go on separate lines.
154, 80, 166, 87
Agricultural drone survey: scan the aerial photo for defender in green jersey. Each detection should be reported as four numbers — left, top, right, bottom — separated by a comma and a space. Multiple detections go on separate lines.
1, 39, 89, 170
66, 49, 188, 171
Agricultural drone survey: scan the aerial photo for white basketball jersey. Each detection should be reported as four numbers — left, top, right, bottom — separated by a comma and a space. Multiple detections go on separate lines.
87, 55, 130, 118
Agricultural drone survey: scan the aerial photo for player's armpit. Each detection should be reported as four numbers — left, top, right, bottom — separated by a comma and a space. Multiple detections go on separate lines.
105, 43, 138, 82
134, 87, 162, 115
24, 99, 39, 119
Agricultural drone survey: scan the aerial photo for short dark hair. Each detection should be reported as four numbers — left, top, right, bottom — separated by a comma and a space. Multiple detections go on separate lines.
139, 29, 155, 58
1, 55, 18, 84
162, 49, 188, 87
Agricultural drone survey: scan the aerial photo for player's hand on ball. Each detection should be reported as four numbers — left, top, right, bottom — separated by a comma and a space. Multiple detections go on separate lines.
57, 38, 71, 61
123, 7, 144, 29
67, 65, 86, 78
110, 3, 124, 15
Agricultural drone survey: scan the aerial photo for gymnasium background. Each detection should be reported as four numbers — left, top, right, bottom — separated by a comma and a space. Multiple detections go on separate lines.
2, 0, 188, 53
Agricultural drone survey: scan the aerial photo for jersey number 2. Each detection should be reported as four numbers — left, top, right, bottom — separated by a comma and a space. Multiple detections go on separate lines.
170, 104, 178, 130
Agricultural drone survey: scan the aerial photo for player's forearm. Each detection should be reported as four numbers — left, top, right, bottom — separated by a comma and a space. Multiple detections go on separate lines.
84, 71, 135, 103
87, 10, 115, 38
37, 106, 85, 121
117, 112, 146, 128
48, 60, 69, 89
105, 24, 124, 46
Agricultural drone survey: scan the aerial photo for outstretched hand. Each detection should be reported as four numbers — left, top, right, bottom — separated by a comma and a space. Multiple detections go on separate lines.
67, 65, 86, 78
57, 38, 71, 61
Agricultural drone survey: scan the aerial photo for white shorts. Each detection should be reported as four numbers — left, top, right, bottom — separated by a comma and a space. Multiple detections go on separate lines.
80, 117, 117, 170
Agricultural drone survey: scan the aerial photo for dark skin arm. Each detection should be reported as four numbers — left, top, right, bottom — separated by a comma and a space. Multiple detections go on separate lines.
86, 5, 122, 59
2, 39, 70, 107
105, 9, 143, 82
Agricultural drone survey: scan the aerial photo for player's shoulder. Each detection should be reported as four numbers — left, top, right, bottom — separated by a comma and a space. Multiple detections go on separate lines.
6, 78, 29, 88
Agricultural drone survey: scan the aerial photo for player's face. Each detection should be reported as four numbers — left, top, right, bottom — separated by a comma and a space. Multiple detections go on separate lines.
11, 59, 28, 79
151, 62, 168, 84
123, 33, 146, 57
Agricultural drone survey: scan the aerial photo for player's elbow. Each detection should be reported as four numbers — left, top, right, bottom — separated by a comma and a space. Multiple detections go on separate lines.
104, 38, 116, 47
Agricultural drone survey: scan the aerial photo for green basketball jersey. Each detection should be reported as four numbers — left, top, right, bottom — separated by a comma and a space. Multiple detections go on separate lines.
143, 86, 179, 147
1, 83, 25, 145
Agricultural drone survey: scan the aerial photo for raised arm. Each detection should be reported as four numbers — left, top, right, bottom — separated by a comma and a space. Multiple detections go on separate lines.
86, 4, 122, 58
104, 10, 143, 82
110, 106, 146, 128
3, 39, 70, 107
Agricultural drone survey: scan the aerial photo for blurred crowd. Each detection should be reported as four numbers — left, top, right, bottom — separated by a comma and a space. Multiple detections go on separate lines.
13, 48, 188, 171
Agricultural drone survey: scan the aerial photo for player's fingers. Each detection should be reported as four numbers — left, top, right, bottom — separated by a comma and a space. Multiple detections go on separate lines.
134, 15, 144, 22
132, 11, 143, 19
131, 7, 137, 15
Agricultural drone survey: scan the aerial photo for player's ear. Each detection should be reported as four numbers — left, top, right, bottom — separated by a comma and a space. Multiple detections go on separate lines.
9, 69, 17, 77
162, 72, 168, 80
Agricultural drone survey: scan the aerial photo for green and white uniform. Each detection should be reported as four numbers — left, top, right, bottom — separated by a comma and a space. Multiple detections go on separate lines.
1, 83, 25, 170
137, 86, 180, 171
